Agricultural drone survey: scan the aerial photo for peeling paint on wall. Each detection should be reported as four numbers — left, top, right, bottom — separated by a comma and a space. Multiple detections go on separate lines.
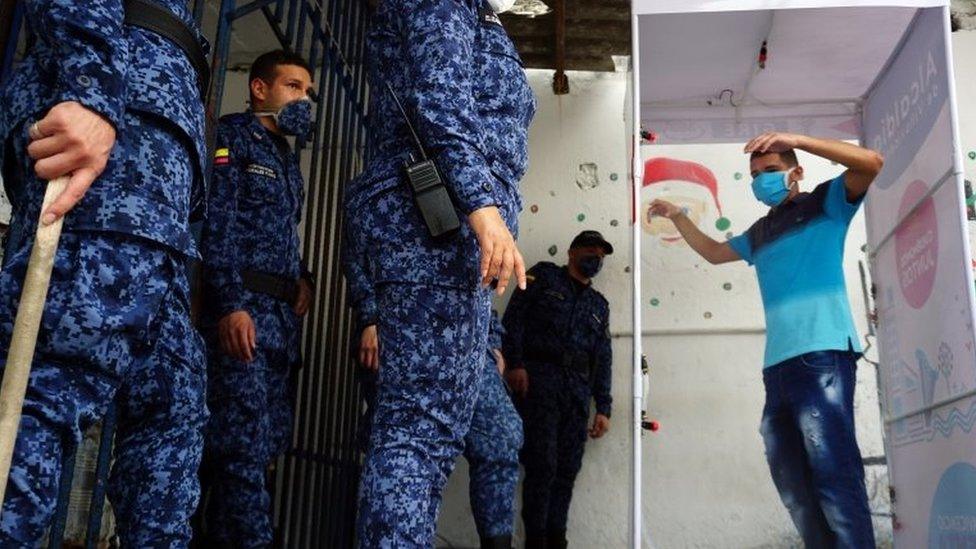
577, 163, 600, 190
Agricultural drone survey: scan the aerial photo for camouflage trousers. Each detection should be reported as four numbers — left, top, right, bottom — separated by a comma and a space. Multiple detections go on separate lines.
0, 232, 207, 547
358, 348, 523, 541
198, 329, 295, 548
356, 283, 491, 548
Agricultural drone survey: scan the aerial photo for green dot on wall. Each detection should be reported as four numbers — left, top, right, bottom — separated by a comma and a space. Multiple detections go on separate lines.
723, 282, 732, 291
969, 151, 976, 160
650, 298, 660, 307
715, 217, 731, 231
548, 245, 558, 256
610, 173, 619, 181
577, 213, 586, 222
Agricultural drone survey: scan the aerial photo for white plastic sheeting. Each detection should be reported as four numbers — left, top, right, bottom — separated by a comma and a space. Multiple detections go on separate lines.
637, 6, 920, 144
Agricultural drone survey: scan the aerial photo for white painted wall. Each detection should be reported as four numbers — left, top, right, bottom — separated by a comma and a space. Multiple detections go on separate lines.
435, 29, 976, 549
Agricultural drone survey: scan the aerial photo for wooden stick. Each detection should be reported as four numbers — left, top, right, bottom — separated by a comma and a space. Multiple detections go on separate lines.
0, 177, 68, 507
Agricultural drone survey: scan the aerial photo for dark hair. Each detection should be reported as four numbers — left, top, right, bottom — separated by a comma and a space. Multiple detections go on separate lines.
750, 149, 799, 167
249, 50, 312, 100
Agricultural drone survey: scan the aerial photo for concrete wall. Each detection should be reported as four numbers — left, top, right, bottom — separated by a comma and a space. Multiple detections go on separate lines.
435, 29, 976, 549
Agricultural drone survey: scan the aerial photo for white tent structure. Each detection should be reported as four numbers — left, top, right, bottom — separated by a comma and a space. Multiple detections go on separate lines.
630, 2, 976, 547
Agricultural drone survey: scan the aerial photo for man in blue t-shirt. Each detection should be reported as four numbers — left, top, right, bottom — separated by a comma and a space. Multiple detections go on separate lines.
651, 132, 884, 548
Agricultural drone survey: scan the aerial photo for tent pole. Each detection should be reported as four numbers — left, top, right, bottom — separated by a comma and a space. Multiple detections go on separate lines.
630, 9, 646, 549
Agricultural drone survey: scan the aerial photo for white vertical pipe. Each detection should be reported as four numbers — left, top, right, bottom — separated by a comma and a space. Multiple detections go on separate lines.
630, 8, 645, 549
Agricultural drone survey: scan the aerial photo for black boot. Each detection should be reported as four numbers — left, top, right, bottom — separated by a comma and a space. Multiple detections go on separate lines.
547, 529, 568, 549
524, 533, 548, 549
480, 534, 513, 549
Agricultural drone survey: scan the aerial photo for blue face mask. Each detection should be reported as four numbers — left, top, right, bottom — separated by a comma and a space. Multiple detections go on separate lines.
578, 255, 603, 278
257, 98, 312, 138
751, 170, 793, 207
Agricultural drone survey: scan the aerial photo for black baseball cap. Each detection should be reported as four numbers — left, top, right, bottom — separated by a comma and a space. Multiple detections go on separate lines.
570, 230, 613, 255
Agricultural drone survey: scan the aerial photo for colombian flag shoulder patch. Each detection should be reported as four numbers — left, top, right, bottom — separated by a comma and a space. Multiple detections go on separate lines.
214, 147, 231, 166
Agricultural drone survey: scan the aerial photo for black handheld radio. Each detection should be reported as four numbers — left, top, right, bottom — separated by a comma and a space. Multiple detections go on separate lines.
386, 83, 461, 241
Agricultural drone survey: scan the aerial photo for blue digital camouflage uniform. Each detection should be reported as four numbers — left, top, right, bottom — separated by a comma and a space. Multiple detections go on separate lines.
197, 112, 307, 548
0, 1, 208, 545
502, 261, 612, 540
464, 312, 523, 540
345, 1, 534, 545
344, 234, 523, 541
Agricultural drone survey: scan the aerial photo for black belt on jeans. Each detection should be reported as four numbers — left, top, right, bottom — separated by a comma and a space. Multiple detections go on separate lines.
123, 0, 210, 99
242, 270, 298, 305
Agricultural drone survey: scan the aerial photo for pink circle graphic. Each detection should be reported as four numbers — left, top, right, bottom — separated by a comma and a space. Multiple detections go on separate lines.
895, 180, 939, 309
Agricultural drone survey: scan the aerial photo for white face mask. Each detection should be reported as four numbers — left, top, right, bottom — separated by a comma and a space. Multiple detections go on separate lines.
487, 0, 516, 13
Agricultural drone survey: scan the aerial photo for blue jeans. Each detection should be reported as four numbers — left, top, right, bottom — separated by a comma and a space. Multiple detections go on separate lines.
761, 351, 875, 549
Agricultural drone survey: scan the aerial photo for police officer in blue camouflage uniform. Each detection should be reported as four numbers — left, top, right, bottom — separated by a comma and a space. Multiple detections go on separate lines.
344, 232, 523, 548
347, 0, 534, 546
502, 230, 614, 549
195, 50, 315, 548
0, 0, 209, 546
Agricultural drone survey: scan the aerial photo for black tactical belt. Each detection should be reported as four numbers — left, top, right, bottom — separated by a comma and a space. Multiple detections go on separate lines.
242, 270, 299, 305
124, 0, 210, 99
525, 350, 591, 375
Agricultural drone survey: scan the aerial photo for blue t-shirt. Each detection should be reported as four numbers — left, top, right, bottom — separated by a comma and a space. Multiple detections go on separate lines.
728, 174, 863, 368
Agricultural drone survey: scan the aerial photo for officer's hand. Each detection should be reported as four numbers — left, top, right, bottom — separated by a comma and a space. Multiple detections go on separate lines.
294, 278, 313, 316
359, 324, 380, 372
649, 199, 683, 220
218, 310, 257, 363
505, 367, 528, 398
493, 349, 505, 376
589, 413, 610, 439
468, 206, 526, 295
27, 101, 117, 226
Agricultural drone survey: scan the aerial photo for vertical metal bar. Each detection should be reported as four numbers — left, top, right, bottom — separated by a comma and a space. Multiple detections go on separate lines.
339, 7, 369, 544
327, 4, 360, 543
299, 3, 343, 543
629, 7, 644, 549
47, 443, 77, 549
285, 0, 299, 48
192, 0, 206, 27
291, 5, 333, 543
209, 0, 237, 126
317, 3, 352, 541
552, 0, 569, 95
84, 406, 117, 549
